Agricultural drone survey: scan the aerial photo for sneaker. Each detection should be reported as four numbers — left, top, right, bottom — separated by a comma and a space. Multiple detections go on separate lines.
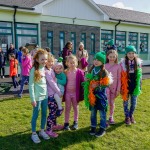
17, 85, 21, 90
130, 116, 136, 124
52, 124, 64, 131
31, 133, 41, 144
11, 88, 18, 92
125, 117, 131, 125
56, 108, 64, 117
2, 76, 5, 78
109, 117, 115, 125
39, 131, 50, 140
95, 128, 106, 137
63, 123, 70, 131
89, 127, 96, 135
46, 130, 58, 138
71, 121, 78, 130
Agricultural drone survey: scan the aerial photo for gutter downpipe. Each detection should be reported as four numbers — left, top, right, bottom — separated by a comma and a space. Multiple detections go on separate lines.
114, 20, 121, 44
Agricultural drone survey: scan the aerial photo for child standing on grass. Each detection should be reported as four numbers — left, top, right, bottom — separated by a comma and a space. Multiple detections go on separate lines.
29, 49, 50, 143
18, 47, 32, 98
83, 51, 112, 137
53, 57, 67, 116
120, 45, 142, 125
9, 53, 19, 92
63, 55, 84, 130
45, 54, 64, 138
105, 50, 121, 124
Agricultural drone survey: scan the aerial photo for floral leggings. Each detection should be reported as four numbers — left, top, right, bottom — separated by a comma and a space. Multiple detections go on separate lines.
46, 96, 58, 131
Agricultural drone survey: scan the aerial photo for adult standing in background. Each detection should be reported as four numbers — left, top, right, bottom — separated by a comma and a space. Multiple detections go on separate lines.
62, 41, 73, 69
76, 42, 88, 72
7, 43, 18, 60
0, 47, 6, 78
30, 44, 39, 62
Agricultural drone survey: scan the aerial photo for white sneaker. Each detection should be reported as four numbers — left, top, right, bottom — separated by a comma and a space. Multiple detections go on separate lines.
11, 88, 18, 92
39, 131, 50, 140
2, 76, 5, 78
31, 133, 41, 144
17, 85, 20, 90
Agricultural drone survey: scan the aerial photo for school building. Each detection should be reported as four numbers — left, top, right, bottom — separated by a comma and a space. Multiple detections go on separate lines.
0, 0, 150, 65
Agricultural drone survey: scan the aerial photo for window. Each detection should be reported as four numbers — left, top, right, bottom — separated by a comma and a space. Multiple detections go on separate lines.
71, 32, 76, 53
90, 33, 95, 53
128, 32, 138, 51
101, 30, 113, 51
15, 23, 38, 49
59, 31, 65, 52
116, 31, 126, 52
140, 33, 148, 53
47, 31, 53, 54
81, 33, 86, 49
0, 22, 13, 49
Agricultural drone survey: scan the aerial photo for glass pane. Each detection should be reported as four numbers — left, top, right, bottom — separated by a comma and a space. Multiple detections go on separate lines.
0, 29, 11, 33
0, 35, 12, 52
48, 32, 53, 37
17, 29, 37, 35
17, 24, 37, 28
60, 39, 64, 51
48, 38, 53, 51
0, 22, 11, 27
71, 33, 75, 38
116, 31, 125, 35
60, 32, 64, 38
17, 36, 37, 48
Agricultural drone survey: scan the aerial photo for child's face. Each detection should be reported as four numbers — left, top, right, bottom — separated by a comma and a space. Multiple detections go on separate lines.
54, 65, 63, 74
107, 53, 117, 63
79, 45, 84, 50
46, 59, 54, 69
36, 54, 48, 67
22, 52, 27, 56
67, 59, 77, 69
93, 59, 102, 67
127, 52, 136, 60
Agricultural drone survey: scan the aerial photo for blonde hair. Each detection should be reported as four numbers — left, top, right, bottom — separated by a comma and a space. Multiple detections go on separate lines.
106, 50, 118, 64
45, 53, 55, 70
33, 49, 48, 82
22, 47, 29, 54
66, 55, 78, 67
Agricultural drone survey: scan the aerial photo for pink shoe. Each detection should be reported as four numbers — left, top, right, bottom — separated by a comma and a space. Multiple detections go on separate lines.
46, 130, 58, 138
109, 117, 115, 125
52, 125, 64, 131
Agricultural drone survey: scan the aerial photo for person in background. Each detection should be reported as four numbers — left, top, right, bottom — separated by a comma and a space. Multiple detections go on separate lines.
18, 46, 23, 81
62, 41, 73, 69
30, 44, 39, 62
7, 43, 18, 61
105, 39, 117, 54
0, 47, 6, 78
45, 47, 51, 54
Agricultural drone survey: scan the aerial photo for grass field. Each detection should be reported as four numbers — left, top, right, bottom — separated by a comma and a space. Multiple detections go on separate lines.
0, 79, 150, 150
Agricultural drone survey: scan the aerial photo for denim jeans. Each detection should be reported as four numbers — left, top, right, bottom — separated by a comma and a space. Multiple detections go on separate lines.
31, 98, 48, 132
18, 76, 29, 96
90, 107, 106, 129
12, 76, 19, 88
123, 95, 137, 118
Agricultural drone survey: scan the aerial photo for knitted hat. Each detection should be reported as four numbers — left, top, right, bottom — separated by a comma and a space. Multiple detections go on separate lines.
94, 51, 106, 64
125, 45, 137, 54
53, 57, 63, 69
107, 39, 114, 46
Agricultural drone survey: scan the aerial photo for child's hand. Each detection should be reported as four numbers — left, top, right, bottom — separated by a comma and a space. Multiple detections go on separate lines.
31, 101, 37, 107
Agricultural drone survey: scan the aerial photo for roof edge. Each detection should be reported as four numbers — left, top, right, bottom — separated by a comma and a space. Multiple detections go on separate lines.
0, 4, 34, 10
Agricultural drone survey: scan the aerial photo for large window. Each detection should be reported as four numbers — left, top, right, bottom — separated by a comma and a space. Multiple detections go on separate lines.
59, 31, 65, 52
116, 31, 126, 52
0, 22, 12, 52
140, 33, 148, 53
81, 33, 86, 49
90, 33, 95, 53
15, 23, 38, 49
71, 32, 76, 53
128, 32, 138, 51
101, 30, 113, 51
47, 31, 53, 54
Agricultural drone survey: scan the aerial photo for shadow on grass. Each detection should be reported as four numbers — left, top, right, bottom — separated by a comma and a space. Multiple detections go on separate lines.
0, 127, 97, 150
107, 121, 125, 132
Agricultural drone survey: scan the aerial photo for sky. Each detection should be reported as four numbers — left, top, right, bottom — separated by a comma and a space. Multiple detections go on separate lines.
93, 0, 150, 13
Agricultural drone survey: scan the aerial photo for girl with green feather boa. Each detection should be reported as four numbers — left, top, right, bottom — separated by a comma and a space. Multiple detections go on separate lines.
120, 45, 142, 125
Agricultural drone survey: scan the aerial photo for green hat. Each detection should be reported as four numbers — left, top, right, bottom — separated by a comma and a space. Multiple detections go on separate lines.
125, 45, 137, 54
58, 57, 63, 62
107, 39, 114, 46
94, 51, 106, 64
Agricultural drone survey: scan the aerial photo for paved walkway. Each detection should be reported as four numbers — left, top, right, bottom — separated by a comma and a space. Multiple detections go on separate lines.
0, 65, 150, 100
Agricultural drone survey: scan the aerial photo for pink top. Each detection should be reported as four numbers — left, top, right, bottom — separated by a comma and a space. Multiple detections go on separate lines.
66, 69, 77, 93
45, 68, 62, 97
105, 63, 121, 94
22, 54, 32, 76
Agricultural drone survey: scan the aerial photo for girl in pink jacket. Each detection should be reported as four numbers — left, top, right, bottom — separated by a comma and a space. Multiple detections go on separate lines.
105, 50, 121, 124
18, 47, 32, 98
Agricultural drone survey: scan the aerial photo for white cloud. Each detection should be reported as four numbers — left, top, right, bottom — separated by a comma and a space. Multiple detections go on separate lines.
112, 2, 133, 10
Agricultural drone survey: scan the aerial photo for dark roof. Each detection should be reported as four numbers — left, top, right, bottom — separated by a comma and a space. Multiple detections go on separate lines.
98, 4, 150, 25
0, 0, 46, 8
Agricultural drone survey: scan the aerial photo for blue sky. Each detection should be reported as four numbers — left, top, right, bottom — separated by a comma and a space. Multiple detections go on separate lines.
93, 0, 150, 13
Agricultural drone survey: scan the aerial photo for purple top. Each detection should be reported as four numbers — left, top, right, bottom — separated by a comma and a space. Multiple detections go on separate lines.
62, 47, 72, 60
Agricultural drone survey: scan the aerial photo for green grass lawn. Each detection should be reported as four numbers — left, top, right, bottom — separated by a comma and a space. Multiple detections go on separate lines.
0, 79, 150, 150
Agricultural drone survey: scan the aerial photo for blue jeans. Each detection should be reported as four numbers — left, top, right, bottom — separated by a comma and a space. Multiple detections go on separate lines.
123, 95, 137, 118
90, 107, 106, 129
18, 76, 29, 96
12, 76, 19, 88
31, 98, 48, 132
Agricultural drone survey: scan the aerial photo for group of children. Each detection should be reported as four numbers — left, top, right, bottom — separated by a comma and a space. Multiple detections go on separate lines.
8, 43, 142, 143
